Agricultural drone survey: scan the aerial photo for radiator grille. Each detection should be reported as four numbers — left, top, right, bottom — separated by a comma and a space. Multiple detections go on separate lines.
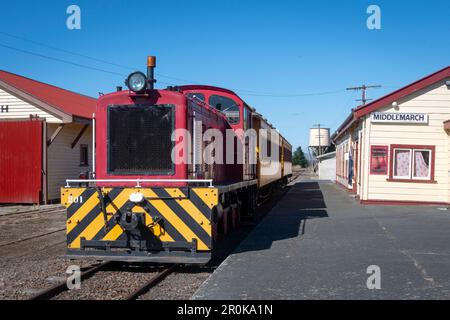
108, 104, 174, 175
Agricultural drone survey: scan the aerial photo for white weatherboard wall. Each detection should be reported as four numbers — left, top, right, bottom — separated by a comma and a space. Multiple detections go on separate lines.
360, 80, 450, 203
0, 88, 62, 123
335, 134, 351, 188
47, 124, 93, 200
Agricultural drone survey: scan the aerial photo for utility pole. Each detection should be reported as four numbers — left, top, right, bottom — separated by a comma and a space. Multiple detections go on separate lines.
346, 84, 381, 105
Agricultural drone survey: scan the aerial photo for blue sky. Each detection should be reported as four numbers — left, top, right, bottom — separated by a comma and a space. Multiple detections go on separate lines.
0, 0, 449, 151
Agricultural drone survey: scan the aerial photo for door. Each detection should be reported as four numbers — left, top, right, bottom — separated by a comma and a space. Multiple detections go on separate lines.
353, 141, 359, 193
0, 120, 44, 203
348, 150, 354, 187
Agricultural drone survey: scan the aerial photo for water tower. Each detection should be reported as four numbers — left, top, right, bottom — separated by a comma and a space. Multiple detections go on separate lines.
308, 125, 331, 171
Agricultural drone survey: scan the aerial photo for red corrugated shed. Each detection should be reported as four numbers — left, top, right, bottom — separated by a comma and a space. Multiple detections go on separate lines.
0, 70, 96, 119
0, 120, 43, 203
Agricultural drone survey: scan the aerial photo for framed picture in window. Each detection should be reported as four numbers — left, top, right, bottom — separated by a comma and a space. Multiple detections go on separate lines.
370, 146, 388, 175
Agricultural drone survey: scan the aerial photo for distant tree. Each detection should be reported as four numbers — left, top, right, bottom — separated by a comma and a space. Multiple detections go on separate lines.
292, 146, 308, 168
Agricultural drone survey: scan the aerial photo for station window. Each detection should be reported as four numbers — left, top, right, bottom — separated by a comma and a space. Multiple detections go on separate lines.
80, 144, 89, 167
389, 145, 435, 182
370, 146, 388, 175
209, 95, 240, 124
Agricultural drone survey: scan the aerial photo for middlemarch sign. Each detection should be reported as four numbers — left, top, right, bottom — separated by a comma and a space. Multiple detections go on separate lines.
371, 112, 428, 124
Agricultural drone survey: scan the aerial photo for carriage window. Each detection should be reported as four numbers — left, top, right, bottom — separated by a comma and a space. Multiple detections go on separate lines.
267, 131, 272, 157
209, 95, 240, 124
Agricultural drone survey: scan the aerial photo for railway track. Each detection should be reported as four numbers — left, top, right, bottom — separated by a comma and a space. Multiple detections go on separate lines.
0, 228, 66, 248
125, 264, 177, 300
28, 261, 111, 300
0, 206, 66, 248
28, 262, 177, 300
20, 177, 296, 301
0, 207, 65, 218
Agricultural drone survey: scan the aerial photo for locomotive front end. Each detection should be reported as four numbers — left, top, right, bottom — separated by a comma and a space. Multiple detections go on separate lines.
61, 57, 217, 264
61, 185, 217, 264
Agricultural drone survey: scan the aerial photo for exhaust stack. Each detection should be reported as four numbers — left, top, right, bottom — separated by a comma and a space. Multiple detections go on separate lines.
147, 56, 156, 90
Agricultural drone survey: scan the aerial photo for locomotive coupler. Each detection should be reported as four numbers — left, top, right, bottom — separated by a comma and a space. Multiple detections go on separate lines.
119, 211, 141, 231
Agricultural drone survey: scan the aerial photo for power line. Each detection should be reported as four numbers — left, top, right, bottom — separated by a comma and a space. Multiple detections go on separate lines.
0, 31, 133, 71
0, 32, 349, 97
0, 42, 178, 86
0, 31, 187, 84
0, 42, 126, 77
0, 32, 357, 98
235, 89, 345, 97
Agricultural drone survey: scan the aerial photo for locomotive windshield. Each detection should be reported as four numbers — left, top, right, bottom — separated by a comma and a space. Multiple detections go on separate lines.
209, 95, 240, 124
186, 92, 205, 101
107, 104, 174, 175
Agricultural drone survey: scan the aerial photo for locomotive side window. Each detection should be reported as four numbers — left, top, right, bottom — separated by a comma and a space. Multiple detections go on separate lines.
243, 105, 252, 131
209, 95, 240, 125
107, 104, 175, 175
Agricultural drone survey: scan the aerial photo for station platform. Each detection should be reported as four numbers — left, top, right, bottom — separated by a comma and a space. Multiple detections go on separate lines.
193, 179, 450, 299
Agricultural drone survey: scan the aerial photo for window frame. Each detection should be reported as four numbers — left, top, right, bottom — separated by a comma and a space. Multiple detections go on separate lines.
266, 130, 272, 158
80, 144, 89, 167
392, 148, 412, 180
412, 149, 432, 180
388, 144, 436, 183
208, 94, 241, 125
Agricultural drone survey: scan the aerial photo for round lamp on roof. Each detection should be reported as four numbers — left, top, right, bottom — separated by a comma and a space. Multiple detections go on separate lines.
126, 72, 147, 93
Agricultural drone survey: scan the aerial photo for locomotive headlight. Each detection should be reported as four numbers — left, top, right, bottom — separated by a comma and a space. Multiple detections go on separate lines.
129, 192, 144, 203
126, 71, 147, 93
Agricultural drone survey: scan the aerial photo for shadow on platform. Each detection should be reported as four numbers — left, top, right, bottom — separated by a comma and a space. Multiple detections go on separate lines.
234, 181, 329, 254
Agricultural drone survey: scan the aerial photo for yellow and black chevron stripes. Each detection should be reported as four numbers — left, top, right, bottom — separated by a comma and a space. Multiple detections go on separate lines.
61, 187, 218, 252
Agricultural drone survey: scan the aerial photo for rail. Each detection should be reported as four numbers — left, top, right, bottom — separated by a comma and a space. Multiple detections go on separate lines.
65, 179, 214, 188
125, 264, 177, 300
28, 261, 111, 300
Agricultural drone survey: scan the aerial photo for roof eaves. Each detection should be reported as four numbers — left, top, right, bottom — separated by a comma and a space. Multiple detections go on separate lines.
355, 66, 450, 118
0, 79, 72, 123
331, 110, 357, 142
0, 70, 96, 101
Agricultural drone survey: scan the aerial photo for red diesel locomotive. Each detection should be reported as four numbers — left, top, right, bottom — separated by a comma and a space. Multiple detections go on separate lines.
61, 56, 292, 264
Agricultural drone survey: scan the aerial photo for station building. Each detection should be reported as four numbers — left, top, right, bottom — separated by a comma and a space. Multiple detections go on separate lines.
332, 66, 450, 205
0, 70, 96, 204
